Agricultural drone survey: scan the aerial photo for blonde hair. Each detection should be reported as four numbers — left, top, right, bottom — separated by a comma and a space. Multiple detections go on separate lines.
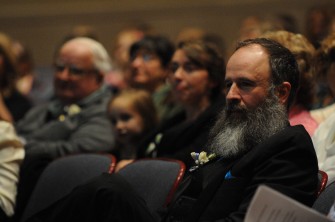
262, 30, 316, 108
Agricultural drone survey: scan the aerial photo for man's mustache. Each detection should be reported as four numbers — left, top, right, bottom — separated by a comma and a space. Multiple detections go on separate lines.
226, 102, 248, 113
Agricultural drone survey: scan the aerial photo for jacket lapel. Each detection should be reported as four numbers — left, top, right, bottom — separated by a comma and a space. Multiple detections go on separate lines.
185, 159, 236, 222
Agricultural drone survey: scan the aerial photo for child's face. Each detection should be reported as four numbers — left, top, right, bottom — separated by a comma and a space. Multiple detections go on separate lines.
109, 98, 144, 142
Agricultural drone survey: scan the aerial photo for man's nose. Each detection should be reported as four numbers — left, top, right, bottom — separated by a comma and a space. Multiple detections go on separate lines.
226, 83, 241, 101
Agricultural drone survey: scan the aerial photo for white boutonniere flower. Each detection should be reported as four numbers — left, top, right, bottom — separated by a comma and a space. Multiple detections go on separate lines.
66, 104, 81, 116
190, 151, 216, 171
59, 104, 81, 121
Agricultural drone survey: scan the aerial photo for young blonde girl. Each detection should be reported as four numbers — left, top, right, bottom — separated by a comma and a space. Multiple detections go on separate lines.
108, 89, 158, 168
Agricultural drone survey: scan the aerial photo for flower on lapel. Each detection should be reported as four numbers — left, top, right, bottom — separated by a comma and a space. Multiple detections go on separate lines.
191, 151, 216, 166
66, 104, 81, 116
59, 104, 81, 121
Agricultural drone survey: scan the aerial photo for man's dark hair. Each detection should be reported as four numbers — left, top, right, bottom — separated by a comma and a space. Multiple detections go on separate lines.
236, 38, 299, 108
129, 35, 175, 68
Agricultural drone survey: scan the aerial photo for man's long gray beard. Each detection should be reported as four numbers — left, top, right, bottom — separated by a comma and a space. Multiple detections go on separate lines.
207, 95, 288, 158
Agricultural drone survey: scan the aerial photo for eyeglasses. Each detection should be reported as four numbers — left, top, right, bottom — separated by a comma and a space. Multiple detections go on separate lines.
130, 52, 157, 63
54, 63, 98, 76
169, 61, 204, 74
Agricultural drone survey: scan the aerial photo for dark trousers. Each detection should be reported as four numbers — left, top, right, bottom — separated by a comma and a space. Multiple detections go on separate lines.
0, 207, 9, 222
26, 173, 158, 222
11, 155, 53, 222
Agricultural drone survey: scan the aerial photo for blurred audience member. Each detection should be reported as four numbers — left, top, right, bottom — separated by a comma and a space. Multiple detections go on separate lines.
108, 89, 158, 171
17, 37, 114, 159
62, 25, 99, 44
129, 35, 182, 122
176, 27, 226, 62
313, 107, 335, 185
13, 37, 115, 222
175, 27, 206, 44
202, 33, 226, 61
105, 24, 150, 92
227, 15, 283, 57
275, 14, 298, 33
0, 33, 32, 122
133, 40, 225, 168
311, 32, 335, 122
262, 31, 318, 136
12, 41, 35, 97
238, 15, 281, 42
12, 41, 54, 106
305, 6, 333, 49
312, 32, 335, 184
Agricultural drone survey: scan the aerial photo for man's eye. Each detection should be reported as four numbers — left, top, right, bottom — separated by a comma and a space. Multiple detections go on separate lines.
237, 81, 256, 91
69, 66, 85, 75
239, 81, 254, 87
55, 64, 66, 72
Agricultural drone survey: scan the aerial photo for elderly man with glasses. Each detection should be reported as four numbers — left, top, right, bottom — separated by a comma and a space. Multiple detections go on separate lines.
12, 37, 115, 222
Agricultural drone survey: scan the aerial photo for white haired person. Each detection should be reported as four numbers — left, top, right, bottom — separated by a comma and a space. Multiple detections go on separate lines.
12, 37, 115, 222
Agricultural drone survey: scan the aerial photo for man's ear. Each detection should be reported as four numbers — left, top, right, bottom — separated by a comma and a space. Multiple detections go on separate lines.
275, 82, 291, 105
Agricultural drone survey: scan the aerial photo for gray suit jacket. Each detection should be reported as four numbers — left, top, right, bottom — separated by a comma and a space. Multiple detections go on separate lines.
16, 85, 115, 159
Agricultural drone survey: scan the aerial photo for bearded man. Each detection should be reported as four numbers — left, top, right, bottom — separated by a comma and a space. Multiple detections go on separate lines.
25, 38, 318, 222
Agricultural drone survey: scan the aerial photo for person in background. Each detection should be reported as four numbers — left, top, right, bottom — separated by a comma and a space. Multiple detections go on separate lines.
305, 6, 333, 49
0, 121, 24, 222
133, 40, 226, 169
128, 35, 182, 122
12, 40, 54, 106
311, 32, 335, 122
105, 24, 151, 92
312, 34, 335, 182
0, 32, 32, 122
12, 41, 35, 97
107, 89, 158, 171
25, 38, 318, 222
12, 37, 115, 222
175, 27, 206, 44
262, 30, 318, 136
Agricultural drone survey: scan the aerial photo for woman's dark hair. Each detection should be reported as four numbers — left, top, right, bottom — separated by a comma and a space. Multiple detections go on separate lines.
129, 35, 175, 68
177, 40, 226, 100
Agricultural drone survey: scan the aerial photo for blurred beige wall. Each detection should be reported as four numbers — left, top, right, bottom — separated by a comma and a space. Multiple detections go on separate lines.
0, 0, 334, 67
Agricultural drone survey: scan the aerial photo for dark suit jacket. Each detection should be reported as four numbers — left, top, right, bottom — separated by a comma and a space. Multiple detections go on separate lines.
138, 95, 225, 168
164, 125, 319, 222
